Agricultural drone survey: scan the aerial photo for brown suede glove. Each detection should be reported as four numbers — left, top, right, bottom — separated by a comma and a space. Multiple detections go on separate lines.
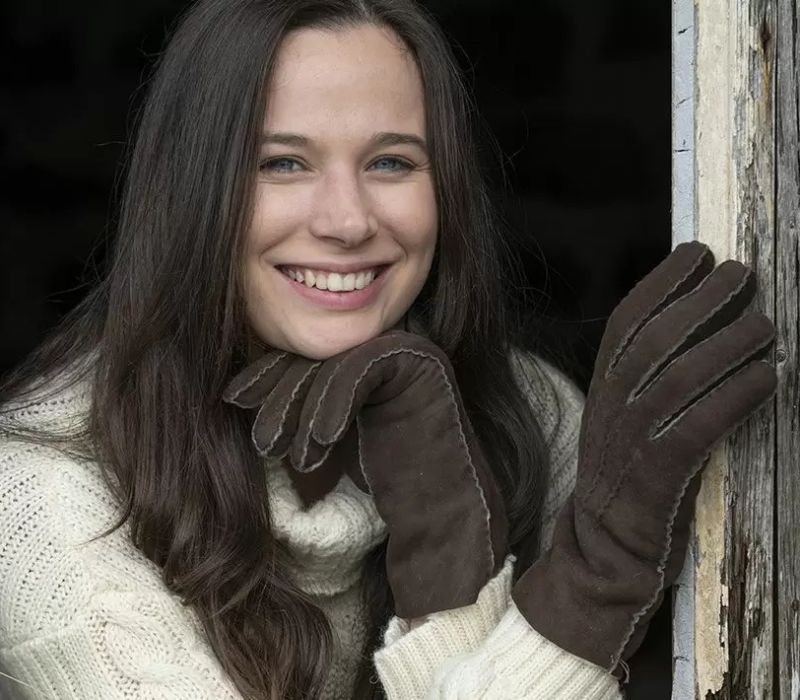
511, 241, 778, 676
223, 330, 508, 619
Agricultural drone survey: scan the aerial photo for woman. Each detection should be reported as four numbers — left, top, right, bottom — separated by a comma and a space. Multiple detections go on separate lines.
0, 1, 777, 698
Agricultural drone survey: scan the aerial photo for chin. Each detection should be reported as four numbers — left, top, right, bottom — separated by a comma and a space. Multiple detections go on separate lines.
284, 324, 388, 361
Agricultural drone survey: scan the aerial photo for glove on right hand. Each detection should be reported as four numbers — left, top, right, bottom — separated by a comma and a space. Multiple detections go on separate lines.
511, 241, 777, 675
223, 330, 508, 620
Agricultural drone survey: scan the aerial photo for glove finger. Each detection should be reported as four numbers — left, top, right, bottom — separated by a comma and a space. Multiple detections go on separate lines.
635, 311, 775, 418
288, 350, 396, 472
651, 359, 777, 460
222, 351, 295, 408
298, 332, 427, 448
596, 241, 715, 380
614, 260, 756, 389
251, 359, 320, 457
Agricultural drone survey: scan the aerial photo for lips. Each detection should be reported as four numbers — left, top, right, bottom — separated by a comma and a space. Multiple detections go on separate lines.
276, 262, 390, 310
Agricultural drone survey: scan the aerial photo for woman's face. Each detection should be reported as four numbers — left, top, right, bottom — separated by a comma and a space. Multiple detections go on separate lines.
244, 24, 438, 360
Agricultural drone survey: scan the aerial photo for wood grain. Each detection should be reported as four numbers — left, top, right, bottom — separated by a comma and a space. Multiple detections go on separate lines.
775, 1, 800, 698
678, 0, 783, 697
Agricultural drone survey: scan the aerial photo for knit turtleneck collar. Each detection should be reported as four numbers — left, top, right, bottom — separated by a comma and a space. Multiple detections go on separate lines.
264, 457, 388, 598
7, 361, 390, 600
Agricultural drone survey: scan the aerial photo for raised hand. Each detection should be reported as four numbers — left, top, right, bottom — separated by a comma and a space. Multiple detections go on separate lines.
511, 241, 777, 674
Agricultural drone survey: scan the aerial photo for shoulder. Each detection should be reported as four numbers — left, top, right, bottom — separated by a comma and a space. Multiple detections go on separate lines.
0, 375, 172, 647
0, 373, 241, 697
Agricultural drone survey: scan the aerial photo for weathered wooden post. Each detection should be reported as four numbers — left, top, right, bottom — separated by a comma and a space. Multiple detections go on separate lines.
671, 0, 799, 698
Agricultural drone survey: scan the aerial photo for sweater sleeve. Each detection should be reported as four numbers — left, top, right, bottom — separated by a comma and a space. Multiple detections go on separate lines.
0, 441, 243, 700
373, 350, 622, 699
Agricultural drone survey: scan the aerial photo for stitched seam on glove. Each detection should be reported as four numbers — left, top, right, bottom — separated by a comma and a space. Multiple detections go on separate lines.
293, 355, 348, 466
305, 345, 496, 576
610, 458, 704, 668
607, 250, 710, 376
650, 340, 774, 441
627, 269, 753, 405
355, 413, 374, 495
594, 414, 631, 521
311, 348, 411, 444
579, 408, 622, 515
261, 363, 320, 456
223, 352, 287, 406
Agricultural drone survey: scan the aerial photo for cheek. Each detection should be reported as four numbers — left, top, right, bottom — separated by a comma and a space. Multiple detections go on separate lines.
248, 185, 308, 252
375, 183, 438, 252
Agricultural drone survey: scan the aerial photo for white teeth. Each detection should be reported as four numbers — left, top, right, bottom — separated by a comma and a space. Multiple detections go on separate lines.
327, 273, 343, 292
282, 266, 381, 292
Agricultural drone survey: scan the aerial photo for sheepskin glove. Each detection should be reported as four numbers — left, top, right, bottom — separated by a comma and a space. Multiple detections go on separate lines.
223, 330, 509, 620
511, 241, 778, 676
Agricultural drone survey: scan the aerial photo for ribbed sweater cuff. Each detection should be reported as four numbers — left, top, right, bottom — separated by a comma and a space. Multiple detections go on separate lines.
374, 554, 515, 698
374, 553, 621, 699
428, 602, 623, 698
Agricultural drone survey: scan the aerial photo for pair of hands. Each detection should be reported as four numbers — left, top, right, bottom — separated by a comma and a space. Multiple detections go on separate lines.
223, 241, 777, 673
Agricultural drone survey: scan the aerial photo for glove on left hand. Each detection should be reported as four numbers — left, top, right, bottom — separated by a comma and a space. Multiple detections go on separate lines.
223, 330, 509, 619
510, 242, 777, 675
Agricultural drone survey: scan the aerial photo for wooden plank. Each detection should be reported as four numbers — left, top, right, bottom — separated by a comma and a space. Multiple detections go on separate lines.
689, 0, 778, 697
692, 0, 734, 693
775, 1, 800, 698
671, 2, 697, 697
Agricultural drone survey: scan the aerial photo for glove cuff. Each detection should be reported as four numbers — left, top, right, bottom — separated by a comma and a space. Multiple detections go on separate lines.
510, 496, 665, 673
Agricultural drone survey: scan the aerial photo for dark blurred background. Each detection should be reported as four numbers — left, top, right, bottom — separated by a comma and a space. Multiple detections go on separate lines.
0, 0, 671, 696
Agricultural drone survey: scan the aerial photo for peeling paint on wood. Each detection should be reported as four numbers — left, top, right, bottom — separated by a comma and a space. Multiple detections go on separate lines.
672, 0, 799, 698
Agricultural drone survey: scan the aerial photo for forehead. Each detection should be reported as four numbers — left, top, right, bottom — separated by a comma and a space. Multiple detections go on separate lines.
265, 24, 426, 139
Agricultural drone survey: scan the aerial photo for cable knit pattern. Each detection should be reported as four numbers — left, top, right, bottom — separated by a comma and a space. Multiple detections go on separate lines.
264, 457, 388, 597
428, 603, 622, 699
0, 350, 620, 699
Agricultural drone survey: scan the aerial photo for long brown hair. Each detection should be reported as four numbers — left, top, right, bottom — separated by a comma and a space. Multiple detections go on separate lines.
0, 1, 562, 697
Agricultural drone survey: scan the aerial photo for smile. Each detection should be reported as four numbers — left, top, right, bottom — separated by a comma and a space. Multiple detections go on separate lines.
277, 265, 387, 292
275, 264, 391, 311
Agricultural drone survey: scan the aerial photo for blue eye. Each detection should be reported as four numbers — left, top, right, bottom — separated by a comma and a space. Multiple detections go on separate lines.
371, 157, 412, 171
259, 156, 414, 175
260, 157, 302, 173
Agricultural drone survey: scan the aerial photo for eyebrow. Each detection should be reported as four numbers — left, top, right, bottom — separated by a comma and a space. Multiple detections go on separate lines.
260, 131, 429, 152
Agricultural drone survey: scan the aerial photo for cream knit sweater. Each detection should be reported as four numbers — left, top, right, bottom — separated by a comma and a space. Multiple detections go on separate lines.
0, 351, 622, 700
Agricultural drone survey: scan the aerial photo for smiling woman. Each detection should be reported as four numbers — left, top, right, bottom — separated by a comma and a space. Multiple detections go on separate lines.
0, 0, 777, 699
245, 24, 437, 360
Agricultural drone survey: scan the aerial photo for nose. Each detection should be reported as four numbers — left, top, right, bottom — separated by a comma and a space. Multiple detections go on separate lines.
309, 169, 378, 246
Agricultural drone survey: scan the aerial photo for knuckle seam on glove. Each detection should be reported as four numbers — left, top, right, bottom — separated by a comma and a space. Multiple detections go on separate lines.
311, 348, 408, 445
648, 354, 753, 442
262, 363, 320, 456
647, 335, 775, 442
630, 315, 744, 406
619, 262, 752, 398
293, 357, 346, 467
224, 352, 288, 405
607, 248, 712, 377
